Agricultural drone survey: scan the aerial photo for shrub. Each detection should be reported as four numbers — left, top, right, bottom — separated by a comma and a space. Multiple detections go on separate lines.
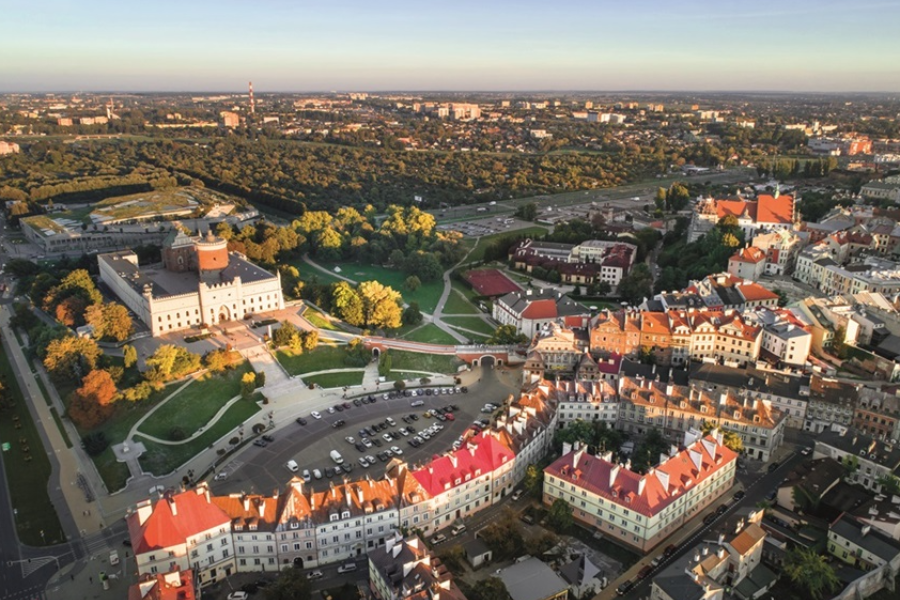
81, 432, 109, 456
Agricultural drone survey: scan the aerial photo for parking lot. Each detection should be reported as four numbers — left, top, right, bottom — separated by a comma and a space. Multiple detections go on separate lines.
211, 367, 516, 495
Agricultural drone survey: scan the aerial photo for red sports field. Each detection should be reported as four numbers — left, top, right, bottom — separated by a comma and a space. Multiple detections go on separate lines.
463, 269, 522, 297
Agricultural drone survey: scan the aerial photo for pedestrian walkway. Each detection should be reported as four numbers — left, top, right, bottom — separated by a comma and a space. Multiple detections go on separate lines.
243, 345, 291, 387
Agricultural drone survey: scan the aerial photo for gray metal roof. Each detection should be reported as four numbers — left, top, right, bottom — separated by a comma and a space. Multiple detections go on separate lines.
498, 557, 569, 600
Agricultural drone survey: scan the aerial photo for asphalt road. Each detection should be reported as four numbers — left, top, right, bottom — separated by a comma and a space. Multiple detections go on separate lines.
212, 367, 516, 496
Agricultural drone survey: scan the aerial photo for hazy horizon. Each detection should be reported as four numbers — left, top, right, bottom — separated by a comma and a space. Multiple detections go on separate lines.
3, 0, 899, 93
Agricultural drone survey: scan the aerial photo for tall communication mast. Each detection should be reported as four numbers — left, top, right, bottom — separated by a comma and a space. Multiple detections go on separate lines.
248, 81, 255, 114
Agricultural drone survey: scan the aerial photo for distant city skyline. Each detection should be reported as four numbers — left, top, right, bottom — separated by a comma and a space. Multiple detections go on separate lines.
2, 0, 899, 93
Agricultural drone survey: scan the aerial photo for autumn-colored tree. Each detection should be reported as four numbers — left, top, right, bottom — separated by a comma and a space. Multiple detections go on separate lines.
85, 302, 133, 341
145, 344, 201, 382
358, 280, 402, 329
55, 295, 88, 326
43, 336, 102, 383
301, 330, 319, 352
123, 344, 138, 369
241, 371, 257, 399
68, 369, 117, 429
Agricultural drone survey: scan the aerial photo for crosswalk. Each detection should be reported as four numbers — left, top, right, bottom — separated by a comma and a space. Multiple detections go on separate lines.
83, 532, 110, 557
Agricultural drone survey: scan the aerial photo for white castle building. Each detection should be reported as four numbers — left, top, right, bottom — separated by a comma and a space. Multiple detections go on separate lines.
99, 229, 284, 336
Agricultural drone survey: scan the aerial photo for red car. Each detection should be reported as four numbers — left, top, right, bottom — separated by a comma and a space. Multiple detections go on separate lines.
637, 565, 653, 580
445, 412, 455, 421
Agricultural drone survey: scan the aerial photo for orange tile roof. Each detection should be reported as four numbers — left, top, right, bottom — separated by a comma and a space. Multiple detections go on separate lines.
211, 493, 279, 531
716, 200, 754, 220
756, 194, 794, 225
730, 247, 766, 264
128, 570, 196, 600
729, 523, 765, 556
737, 283, 779, 302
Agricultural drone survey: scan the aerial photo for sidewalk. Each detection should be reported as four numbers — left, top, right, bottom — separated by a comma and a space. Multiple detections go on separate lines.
0, 305, 105, 539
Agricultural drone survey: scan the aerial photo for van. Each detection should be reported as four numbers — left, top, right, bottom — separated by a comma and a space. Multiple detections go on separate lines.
450, 523, 466, 536
337, 562, 357, 574
330, 450, 344, 465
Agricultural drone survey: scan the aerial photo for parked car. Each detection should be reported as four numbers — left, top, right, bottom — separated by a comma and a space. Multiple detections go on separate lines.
313, 469, 323, 480
253, 439, 268, 447
262, 434, 275, 442
296, 417, 308, 426
324, 467, 335, 478
386, 417, 396, 426
733, 490, 746, 501
302, 469, 311, 482
445, 412, 455, 421
703, 513, 717, 525
637, 566, 652, 580
767, 461, 780, 473
390, 446, 403, 455
337, 563, 357, 574
228, 592, 249, 600
511, 489, 523, 501
716, 504, 728, 515
431, 533, 447, 544
311, 411, 322, 420
341, 463, 353, 474
359, 457, 370, 468
332, 419, 346, 428
286, 460, 299, 473
307, 570, 324, 580
615, 581, 635, 596
801, 447, 812, 456
664, 544, 677, 558
411, 400, 424, 407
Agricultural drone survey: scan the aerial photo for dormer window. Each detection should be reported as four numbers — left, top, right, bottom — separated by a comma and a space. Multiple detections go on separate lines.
342, 511, 350, 519
329, 513, 338, 522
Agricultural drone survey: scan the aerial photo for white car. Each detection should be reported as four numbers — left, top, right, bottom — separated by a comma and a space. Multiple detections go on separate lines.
359, 457, 370, 468
313, 468, 323, 479
365, 455, 376, 465
345, 436, 355, 444
386, 417, 396, 426
302, 469, 311, 482
311, 411, 322, 419
363, 438, 373, 448
390, 446, 403, 455
228, 593, 249, 600
382, 433, 393, 442
308, 570, 324, 580
213, 471, 228, 481
420, 431, 431, 440
286, 460, 299, 473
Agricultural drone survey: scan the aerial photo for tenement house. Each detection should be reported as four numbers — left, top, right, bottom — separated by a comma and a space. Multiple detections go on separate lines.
543, 430, 737, 552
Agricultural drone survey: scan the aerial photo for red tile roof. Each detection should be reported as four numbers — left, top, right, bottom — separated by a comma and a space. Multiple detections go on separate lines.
521, 299, 559, 320
545, 435, 737, 517
127, 487, 231, 555
411, 432, 514, 497
128, 571, 196, 600
716, 200, 754, 221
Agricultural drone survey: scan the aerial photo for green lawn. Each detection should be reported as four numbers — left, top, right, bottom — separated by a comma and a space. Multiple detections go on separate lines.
0, 336, 65, 546
388, 349, 463, 374
465, 226, 548, 263
303, 307, 340, 331
276, 344, 352, 377
137, 398, 262, 476
442, 316, 496, 336
137, 363, 253, 441
402, 324, 460, 345
441, 288, 480, 315
318, 262, 445, 314
304, 371, 364, 388
292, 261, 346, 285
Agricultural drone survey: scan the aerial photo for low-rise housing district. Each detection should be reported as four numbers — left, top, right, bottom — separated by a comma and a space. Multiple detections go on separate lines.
116, 183, 900, 600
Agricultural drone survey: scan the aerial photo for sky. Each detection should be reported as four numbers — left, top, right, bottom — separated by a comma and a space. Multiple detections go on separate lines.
2, 0, 899, 92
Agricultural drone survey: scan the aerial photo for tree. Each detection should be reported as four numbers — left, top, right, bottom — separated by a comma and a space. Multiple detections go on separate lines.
331, 282, 365, 327
476, 578, 510, 600
404, 275, 422, 292
701, 422, 743, 453
264, 567, 312, 600
378, 351, 393, 378
301, 330, 319, 352
123, 344, 138, 369
487, 325, 528, 345
782, 547, 839, 600
546, 498, 573, 533
522, 464, 543, 497
617, 263, 653, 305
145, 345, 201, 382
86, 303, 133, 342
273, 320, 299, 348
402, 302, 423, 326
515, 202, 538, 222
43, 336, 102, 383
241, 372, 257, 399
877, 474, 900, 495
68, 369, 118, 429
358, 280, 403, 329
478, 509, 525, 560
773, 288, 789, 307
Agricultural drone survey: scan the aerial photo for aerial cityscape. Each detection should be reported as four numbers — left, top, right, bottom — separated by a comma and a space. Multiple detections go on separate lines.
2, 4, 900, 600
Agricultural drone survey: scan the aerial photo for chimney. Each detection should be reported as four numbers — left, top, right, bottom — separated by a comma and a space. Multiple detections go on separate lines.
449, 454, 458, 469
259, 498, 266, 517
693, 550, 701, 563
717, 547, 726, 559
718, 533, 725, 545
656, 469, 670, 493
136, 500, 153, 526
666, 383, 674, 397
168, 497, 177, 517
862, 524, 871, 537
243, 495, 250, 513
702, 546, 709, 556
609, 464, 620, 488
638, 476, 646, 496
719, 392, 728, 406
346, 485, 352, 508
357, 486, 365, 505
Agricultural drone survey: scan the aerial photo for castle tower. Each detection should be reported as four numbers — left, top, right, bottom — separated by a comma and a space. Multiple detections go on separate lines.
162, 229, 197, 273
195, 230, 229, 283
